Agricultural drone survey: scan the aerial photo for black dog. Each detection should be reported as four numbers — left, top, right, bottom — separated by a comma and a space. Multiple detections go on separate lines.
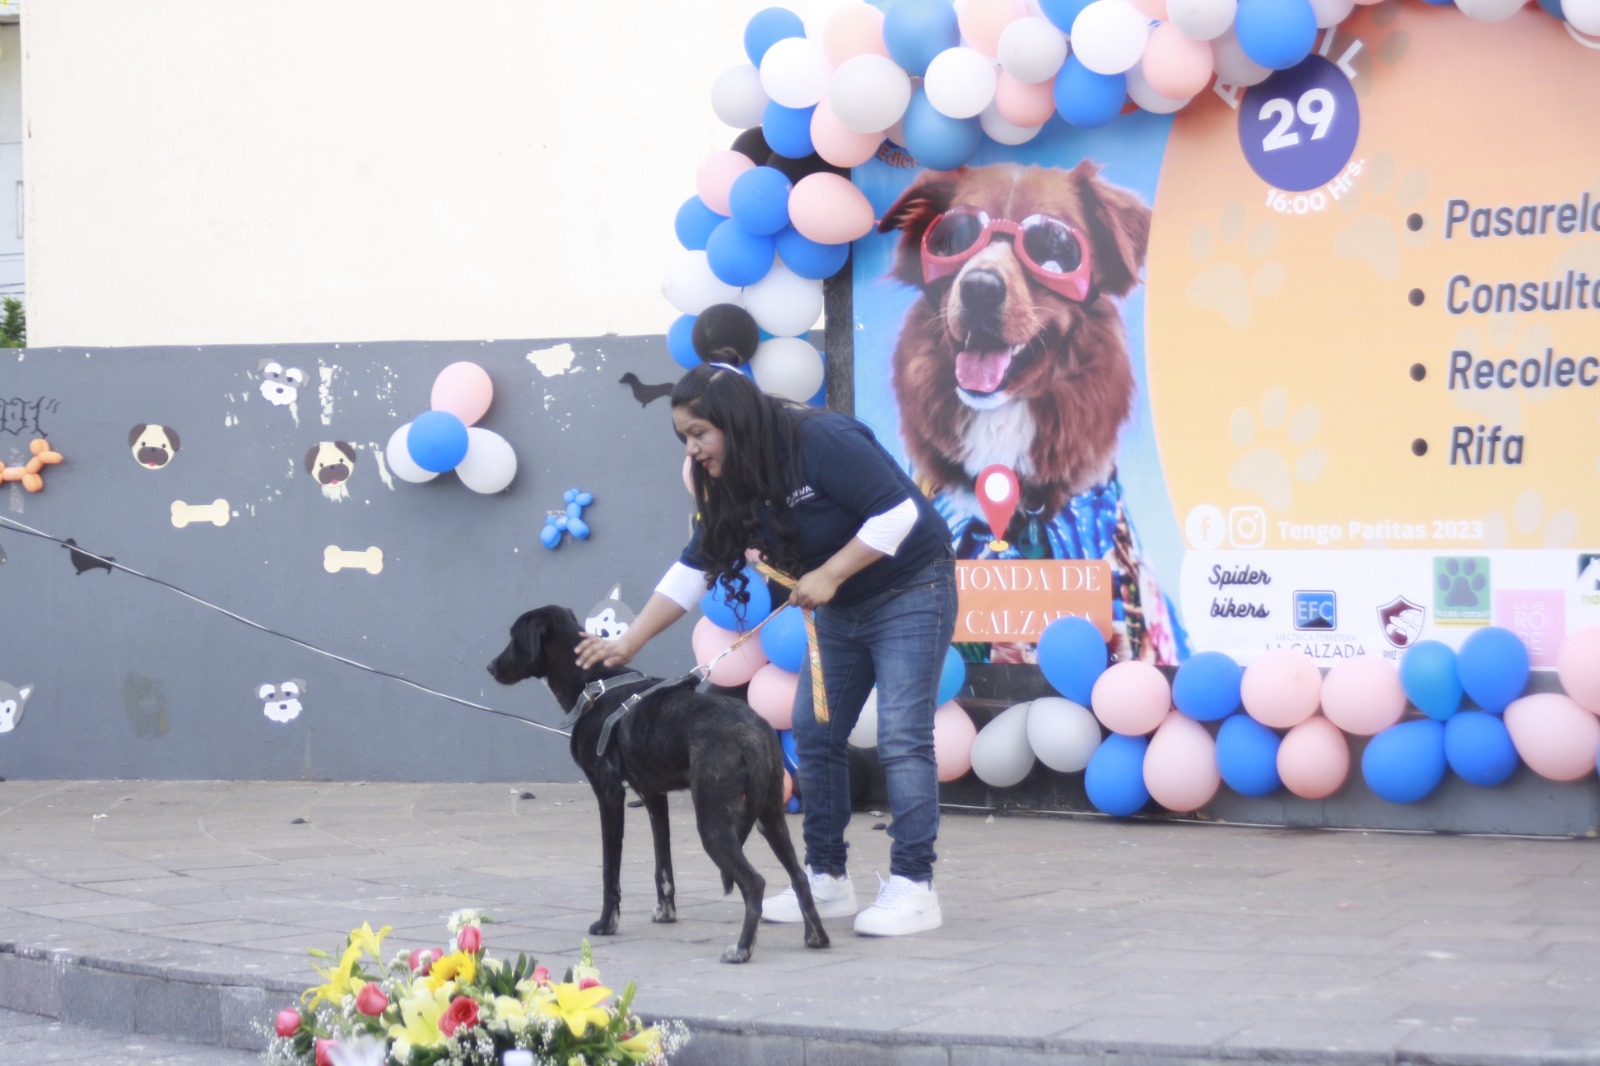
487, 605, 827, 963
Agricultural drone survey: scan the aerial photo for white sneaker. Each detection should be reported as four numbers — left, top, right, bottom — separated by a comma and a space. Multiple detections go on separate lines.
762, 866, 856, 923
853, 873, 942, 936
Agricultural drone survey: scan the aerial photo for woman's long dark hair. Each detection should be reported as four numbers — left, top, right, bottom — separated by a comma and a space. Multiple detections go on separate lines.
672, 360, 812, 616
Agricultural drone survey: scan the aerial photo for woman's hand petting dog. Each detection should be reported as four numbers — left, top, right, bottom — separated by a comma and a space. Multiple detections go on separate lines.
574, 633, 635, 670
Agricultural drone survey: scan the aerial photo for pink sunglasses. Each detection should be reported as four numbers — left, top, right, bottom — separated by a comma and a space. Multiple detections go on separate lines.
920, 207, 1094, 302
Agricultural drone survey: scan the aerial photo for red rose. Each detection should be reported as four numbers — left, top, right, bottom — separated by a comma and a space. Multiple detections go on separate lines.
457, 925, 482, 954
579, 976, 601, 991
274, 1008, 301, 1037
314, 1037, 337, 1066
439, 995, 480, 1036
409, 947, 443, 974
355, 982, 389, 1017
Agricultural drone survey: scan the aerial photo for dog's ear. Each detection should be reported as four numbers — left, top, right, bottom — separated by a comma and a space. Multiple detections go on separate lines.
1073, 161, 1151, 299
878, 172, 961, 289
513, 611, 548, 666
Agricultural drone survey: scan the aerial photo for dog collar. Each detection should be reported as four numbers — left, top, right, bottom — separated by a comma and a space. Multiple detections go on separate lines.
561, 671, 649, 730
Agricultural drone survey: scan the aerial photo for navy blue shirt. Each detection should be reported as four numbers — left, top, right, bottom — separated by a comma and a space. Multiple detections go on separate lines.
680, 411, 950, 607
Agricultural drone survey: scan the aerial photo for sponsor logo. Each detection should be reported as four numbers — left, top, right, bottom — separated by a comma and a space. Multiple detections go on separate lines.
1228, 505, 1267, 548
1264, 638, 1368, 660
1209, 564, 1271, 588
1293, 590, 1337, 631
1578, 553, 1600, 591
1493, 589, 1564, 667
1433, 556, 1490, 624
1376, 596, 1424, 649
1211, 597, 1269, 619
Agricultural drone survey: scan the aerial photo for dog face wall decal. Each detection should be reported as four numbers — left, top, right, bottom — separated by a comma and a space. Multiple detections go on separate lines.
258, 360, 306, 407
129, 424, 180, 469
584, 585, 636, 640
258, 679, 306, 723
0, 681, 33, 733
305, 441, 356, 502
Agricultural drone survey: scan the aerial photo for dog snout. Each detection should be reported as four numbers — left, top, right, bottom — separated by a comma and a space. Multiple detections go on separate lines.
957, 269, 1008, 338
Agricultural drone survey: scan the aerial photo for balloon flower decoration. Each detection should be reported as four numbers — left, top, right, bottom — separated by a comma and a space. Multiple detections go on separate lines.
540, 488, 594, 550
0, 438, 64, 492
385, 362, 517, 494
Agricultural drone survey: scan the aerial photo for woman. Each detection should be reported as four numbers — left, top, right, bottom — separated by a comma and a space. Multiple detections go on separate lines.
575, 361, 957, 937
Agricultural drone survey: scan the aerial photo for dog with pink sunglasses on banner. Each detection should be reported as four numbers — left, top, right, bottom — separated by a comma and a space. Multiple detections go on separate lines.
878, 161, 1180, 665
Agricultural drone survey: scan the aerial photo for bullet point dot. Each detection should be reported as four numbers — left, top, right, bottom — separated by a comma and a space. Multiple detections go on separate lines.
1411, 439, 1428, 457
1406, 213, 1423, 232
1410, 364, 1426, 381
1408, 289, 1425, 306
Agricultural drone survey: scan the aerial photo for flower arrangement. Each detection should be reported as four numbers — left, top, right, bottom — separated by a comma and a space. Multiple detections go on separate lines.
262, 910, 688, 1066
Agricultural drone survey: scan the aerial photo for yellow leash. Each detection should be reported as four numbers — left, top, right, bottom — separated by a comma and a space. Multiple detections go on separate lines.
747, 561, 830, 724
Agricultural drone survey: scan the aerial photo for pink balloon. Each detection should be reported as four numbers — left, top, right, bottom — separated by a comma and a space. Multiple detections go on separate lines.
1142, 23, 1214, 101
1143, 711, 1221, 812
994, 70, 1056, 127
1556, 626, 1600, 716
695, 150, 754, 217
430, 361, 494, 426
681, 455, 695, 497
1241, 649, 1322, 729
747, 663, 799, 730
1276, 716, 1349, 800
1319, 656, 1406, 736
934, 701, 977, 782
1090, 660, 1171, 736
1504, 693, 1600, 782
957, 0, 1029, 57
822, 1, 889, 66
783, 769, 794, 804
811, 96, 886, 167
1131, 0, 1169, 16
691, 616, 768, 687
789, 173, 875, 245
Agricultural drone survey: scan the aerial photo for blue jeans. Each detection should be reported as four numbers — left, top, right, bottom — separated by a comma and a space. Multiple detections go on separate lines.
791, 558, 958, 884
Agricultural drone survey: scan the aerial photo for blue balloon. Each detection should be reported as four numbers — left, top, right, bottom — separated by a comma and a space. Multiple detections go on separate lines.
882, 0, 960, 77
1399, 640, 1463, 721
936, 646, 967, 705
778, 728, 800, 776
1085, 733, 1150, 816
761, 101, 816, 160
1172, 651, 1243, 723
1457, 626, 1530, 714
728, 166, 792, 237
1035, 0, 1096, 32
1216, 714, 1282, 797
1038, 616, 1107, 705
1361, 719, 1447, 804
758, 605, 808, 673
775, 227, 850, 280
1536, 0, 1565, 18
744, 6, 805, 66
902, 89, 983, 171
1234, 0, 1317, 71
1444, 711, 1519, 787
705, 219, 776, 287
667, 314, 700, 369
1052, 55, 1126, 129
700, 566, 773, 632
406, 410, 468, 472
674, 196, 724, 251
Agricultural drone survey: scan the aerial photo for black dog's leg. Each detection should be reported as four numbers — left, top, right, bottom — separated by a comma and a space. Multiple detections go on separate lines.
641, 792, 677, 924
590, 780, 625, 936
760, 803, 829, 950
693, 787, 766, 964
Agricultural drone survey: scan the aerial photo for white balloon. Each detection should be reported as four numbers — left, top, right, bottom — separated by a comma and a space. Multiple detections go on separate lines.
848, 688, 879, 748
385, 423, 439, 484
1455, 0, 1529, 19
1025, 696, 1103, 773
760, 36, 831, 109
742, 260, 824, 337
454, 427, 517, 494
751, 336, 826, 402
1126, 58, 1192, 114
1210, 26, 1270, 87
829, 54, 913, 134
979, 102, 1045, 145
661, 248, 742, 315
1569, 0, 1600, 34
971, 702, 1037, 788
1167, 0, 1237, 41
924, 46, 1000, 119
1306, 0, 1355, 28
997, 16, 1069, 84
1071, 0, 1154, 75
711, 63, 769, 129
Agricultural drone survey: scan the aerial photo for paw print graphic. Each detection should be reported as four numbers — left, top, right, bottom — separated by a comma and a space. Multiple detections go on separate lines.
1185, 202, 1285, 329
1227, 386, 1326, 513
1435, 557, 1487, 611
1480, 489, 1578, 550
1333, 152, 1431, 280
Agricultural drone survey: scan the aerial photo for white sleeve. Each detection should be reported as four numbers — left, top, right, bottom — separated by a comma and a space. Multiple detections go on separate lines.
654, 561, 709, 611
856, 498, 919, 556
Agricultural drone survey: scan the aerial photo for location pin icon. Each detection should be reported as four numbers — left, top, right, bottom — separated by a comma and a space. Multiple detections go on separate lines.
976, 464, 1020, 551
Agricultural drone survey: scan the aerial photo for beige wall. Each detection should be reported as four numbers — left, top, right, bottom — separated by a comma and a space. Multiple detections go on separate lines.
23, 0, 815, 347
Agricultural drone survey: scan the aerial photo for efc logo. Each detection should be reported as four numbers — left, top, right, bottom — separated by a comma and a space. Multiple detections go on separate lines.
1293, 590, 1336, 631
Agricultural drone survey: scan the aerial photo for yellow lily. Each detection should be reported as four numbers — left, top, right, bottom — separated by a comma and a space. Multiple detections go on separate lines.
490, 993, 531, 1025
424, 950, 476, 992
537, 981, 612, 1038
302, 942, 364, 1009
349, 921, 392, 961
387, 980, 453, 1049
619, 1026, 662, 1060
